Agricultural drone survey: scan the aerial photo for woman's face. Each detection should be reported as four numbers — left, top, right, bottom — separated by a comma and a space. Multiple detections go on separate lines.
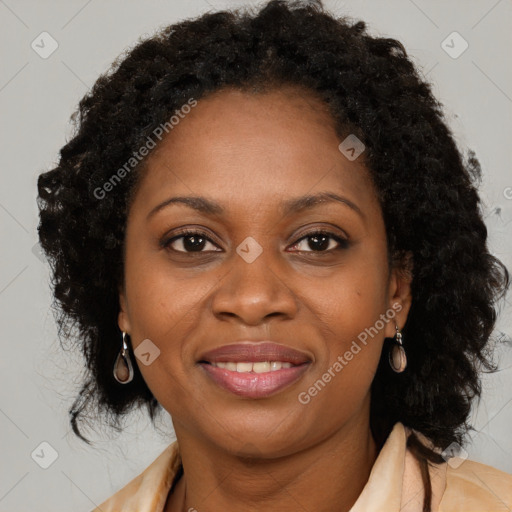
118, 86, 412, 457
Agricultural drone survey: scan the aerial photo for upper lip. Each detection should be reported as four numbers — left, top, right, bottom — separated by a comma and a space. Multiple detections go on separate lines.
198, 342, 312, 365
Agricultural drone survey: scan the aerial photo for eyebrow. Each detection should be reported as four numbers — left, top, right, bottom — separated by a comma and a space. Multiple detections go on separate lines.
146, 191, 364, 220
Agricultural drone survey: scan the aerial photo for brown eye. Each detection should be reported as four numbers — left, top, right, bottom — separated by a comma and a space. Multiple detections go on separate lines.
162, 230, 221, 253
289, 230, 349, 253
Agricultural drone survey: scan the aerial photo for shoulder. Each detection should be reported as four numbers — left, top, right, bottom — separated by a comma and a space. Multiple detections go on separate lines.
90, 441, 181, 512
405, 426, 512, 511
439, 458, 512, 511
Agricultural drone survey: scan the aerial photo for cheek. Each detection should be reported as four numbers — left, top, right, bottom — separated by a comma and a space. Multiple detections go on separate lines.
298, 293, 385, 430
124, 267, 201, 408
310, 252, 389, 341
122, 251, 209, 391
125, 250, 208, 336
301, 253, 388, 395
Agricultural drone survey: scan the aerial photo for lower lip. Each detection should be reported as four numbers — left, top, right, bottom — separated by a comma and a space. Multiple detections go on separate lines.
199, 363, 310, 398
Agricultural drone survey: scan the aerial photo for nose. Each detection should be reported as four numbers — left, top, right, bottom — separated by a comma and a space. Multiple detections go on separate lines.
210, 243, 298, 326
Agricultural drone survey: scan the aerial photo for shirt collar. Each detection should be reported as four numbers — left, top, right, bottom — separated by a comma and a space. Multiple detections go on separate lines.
94, 421, 445, 512
349, 421, 405, 511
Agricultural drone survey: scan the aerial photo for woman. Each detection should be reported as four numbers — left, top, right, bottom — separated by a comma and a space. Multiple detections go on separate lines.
36, 1, 512, 511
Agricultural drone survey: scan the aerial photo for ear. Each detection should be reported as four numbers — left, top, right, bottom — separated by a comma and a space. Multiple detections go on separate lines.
118, 286, 132, 334
384, 250, 413, 339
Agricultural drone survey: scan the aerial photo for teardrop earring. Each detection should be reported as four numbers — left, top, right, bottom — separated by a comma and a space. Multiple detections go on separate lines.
113, 332, 135, 384
389, 324, 407, 373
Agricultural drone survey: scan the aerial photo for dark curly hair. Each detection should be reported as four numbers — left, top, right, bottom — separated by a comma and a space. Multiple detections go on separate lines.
36, 1, 510, 510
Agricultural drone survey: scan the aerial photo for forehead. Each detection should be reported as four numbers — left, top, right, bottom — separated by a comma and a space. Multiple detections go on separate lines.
131, 87, 380, 221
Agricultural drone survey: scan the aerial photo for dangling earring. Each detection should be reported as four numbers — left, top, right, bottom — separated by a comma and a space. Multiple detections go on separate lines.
113, 332, 135, 384
389, 324, 407, 373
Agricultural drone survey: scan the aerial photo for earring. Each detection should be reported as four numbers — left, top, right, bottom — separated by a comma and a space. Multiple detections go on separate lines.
389, 324, 407, 373
113, 332, 135, 384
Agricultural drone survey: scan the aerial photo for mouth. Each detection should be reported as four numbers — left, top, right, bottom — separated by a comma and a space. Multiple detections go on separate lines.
197, 341, 312, 399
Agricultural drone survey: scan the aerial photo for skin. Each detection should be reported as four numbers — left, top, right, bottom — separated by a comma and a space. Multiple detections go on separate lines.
118, 86, 413, 512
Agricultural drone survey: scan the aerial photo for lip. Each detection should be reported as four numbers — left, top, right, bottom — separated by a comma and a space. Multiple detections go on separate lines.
198, 341, 312, 365
200, 363, 310, 398
198, 341, 312, 399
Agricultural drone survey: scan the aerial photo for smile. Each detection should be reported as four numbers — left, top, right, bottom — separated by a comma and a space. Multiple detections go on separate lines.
209, 361, 293, 372
199, 360, 310, 398
197, 341, 312, 398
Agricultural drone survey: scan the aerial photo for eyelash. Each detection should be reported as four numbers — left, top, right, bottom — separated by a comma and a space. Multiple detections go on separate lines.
161, 228, 350, 254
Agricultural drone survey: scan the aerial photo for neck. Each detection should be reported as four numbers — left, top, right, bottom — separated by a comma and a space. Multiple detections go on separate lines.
166, 402, 379, 512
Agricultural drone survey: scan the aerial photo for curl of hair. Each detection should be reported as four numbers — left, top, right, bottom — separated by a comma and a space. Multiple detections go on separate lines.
37, 1, 509, 508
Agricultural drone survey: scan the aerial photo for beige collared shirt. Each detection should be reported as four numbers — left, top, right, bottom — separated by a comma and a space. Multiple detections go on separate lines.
92, 422, 512, 511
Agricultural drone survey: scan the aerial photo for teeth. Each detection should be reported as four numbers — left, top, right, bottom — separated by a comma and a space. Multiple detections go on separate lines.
253, 362, 270, 373
210, 361, 294, 372
236, 362, 253, 372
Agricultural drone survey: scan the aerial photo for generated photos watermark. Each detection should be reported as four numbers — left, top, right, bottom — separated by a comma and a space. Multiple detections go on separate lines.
298, 302, 403, 405
93, 97, 198, 200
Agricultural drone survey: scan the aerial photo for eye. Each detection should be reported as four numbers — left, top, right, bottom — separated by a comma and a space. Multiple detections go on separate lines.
162, 229, 221, 253
288, 230, 349, 253
162, 228, 350, 254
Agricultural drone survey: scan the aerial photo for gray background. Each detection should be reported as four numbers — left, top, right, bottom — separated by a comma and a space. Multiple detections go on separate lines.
0, 0, 511, 510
